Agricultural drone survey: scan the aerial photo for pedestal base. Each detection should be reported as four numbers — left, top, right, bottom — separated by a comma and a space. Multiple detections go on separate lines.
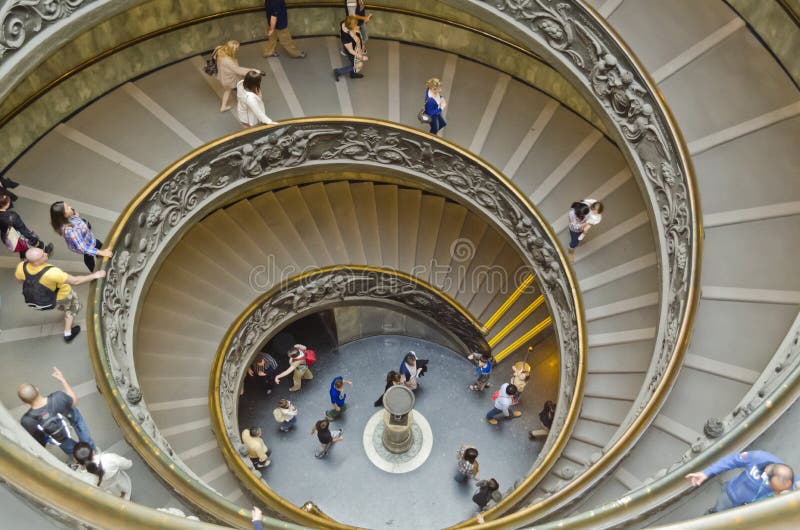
362, 410, 433, 474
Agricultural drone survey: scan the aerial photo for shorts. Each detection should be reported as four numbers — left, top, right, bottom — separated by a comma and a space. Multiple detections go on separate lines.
56, 291, 82, 319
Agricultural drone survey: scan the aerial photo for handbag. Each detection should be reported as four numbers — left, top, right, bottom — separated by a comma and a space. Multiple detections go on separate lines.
417, 109, 431, 123
3, 226, 22, 252
203, 56, 218, 77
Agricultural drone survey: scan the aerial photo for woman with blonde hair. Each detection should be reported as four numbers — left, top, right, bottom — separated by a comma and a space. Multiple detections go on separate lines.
333, 16, 367, 81
213, 40, 262, 112
424, 77, 447, 135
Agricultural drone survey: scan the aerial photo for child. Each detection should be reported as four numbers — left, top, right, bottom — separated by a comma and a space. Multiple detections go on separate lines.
467, 353, 493, 391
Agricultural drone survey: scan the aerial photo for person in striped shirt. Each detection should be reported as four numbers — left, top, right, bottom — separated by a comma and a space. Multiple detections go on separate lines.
50, 201, 112, 271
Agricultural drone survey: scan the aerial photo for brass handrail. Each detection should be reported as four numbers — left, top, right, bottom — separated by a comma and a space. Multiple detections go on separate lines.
89, 117, 586, 529
208, 265, 491, 526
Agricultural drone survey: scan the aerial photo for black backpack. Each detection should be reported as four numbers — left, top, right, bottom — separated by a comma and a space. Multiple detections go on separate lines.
21, 262, 58, 310
27, 402, 72, 445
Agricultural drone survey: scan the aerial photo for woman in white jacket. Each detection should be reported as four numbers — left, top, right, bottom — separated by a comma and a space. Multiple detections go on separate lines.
237, 71, 277, 128
73, 442, 133, 499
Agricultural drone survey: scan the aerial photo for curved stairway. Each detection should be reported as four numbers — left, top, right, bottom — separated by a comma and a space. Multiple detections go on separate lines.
0, 4, 795, 523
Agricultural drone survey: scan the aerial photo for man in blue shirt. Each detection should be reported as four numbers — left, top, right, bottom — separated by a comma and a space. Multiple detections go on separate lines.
685, 450, 795, 514
262, 0, 306, 58
326, 376, 352, 420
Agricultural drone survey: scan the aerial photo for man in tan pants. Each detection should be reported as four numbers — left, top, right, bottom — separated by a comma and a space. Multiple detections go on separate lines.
274, 347, 313, 391
263, 0, 306, 58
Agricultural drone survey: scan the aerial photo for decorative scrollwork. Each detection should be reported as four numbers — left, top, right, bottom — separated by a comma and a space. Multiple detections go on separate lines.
93, 119, 581, 507
0, 0, 89, 59
217, 268, 491, 445
480, 0, 697, 460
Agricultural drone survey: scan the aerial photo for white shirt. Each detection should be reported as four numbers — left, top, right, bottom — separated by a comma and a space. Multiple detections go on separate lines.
581, 198, 602, 226
236, 80, 276, 127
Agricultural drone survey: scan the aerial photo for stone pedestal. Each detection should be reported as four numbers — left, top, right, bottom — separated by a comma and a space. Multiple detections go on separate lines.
381, 385, 415, 454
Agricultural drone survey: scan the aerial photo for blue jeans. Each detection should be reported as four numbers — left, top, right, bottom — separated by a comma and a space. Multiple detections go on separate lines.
707, 486, 735, 514
335, 54, 355, 76
486, 407, 511, 421
454, 471, 471, 483
430, 114, 447, 134
569, 230, 582, 249
359, 23, 368, 42
280, 416, 297, 432
60, 407, 96, 457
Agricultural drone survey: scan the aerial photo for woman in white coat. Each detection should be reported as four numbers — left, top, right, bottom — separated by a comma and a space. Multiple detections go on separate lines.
73, 442, 133, 500
237, 70, 277, 128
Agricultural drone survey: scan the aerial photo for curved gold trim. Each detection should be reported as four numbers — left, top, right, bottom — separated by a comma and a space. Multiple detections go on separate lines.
484, 274, 536, 331
90, 117, 586, 529
447, 2, 703, 527
0, 2, 545, 131
208, 265, 490, 528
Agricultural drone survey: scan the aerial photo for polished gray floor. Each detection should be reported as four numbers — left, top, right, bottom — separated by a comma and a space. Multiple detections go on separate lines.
239, 334, 551, 529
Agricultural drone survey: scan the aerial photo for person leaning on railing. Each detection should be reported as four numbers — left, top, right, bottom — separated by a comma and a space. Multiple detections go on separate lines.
685, 450, 796, 514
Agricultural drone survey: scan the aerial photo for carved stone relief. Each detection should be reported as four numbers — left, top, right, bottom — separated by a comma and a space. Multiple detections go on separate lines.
95, 120, 581, 501
0, 0, 91, 59
218, 268, 492, 463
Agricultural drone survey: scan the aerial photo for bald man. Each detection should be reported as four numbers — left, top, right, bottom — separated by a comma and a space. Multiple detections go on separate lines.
15, 247, 105, 342
18, 367, 96, 457
686, 450, 796, 514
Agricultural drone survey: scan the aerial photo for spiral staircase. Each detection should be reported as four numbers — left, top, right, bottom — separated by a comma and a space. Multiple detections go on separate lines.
0, 0, 798, 529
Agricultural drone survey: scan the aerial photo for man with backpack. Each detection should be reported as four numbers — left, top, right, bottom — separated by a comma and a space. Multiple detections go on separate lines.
14, 247, 105, 343
18, 367, 97, 457
274, 344, 316, 392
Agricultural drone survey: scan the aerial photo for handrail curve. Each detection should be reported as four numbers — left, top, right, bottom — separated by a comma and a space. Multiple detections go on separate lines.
442, 0, 701, 526
89, 118, 586, 528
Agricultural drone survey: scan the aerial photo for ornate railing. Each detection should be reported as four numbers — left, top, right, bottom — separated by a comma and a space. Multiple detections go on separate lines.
210, 266, 491, 514
0, 402, 233, 530
436, 1, 701, 526
89, 118, 585, 528
531, 311, 800, 529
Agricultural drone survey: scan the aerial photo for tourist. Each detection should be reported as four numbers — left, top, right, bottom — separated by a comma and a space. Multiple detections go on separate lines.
50, 201, 112, 272
274, 345, 314, 392
472, 478, 501, 510
326, 376, 352, 420
252, 506, 264, 530
237, 70, 277, 128
18, 367, 97, 457
273, 399, 298, 432
467, 353, 492, 392
241, 427, 271, 470
15, 247, 105, 342
374, 370, 401, 407
455, 445, 479, 483
399, 351, 426, 391
73, 442, 133, 499
424, 78, 447, 135
567, 199, 604, 262
333, 16, 367, 81
212, 40, 262, 112
244, 353, 278, 396
510, 360, 531, 405
685, 451, 796, 514
485, 383, 522, 425
344, 0, 372, 42
1, 191, 53, 259
311, 418, 343, 458
529, 400, 556, 439
263, 0, 306, 58
0, 172, 19, 203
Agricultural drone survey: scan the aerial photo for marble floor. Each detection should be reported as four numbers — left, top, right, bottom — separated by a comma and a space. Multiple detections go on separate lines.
239, 329, 559, 529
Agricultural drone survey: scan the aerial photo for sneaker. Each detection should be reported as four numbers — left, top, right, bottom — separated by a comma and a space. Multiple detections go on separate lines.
64, 325, 81, 343
325, 411, 335, 420
44, 243, 54, 256
314, 450, 327, 459
487, 419, 498, 425
263, 51, 279, 58
512, 411, 523, 418
293, 51, 306, 59
255, 460, 271, 469
288, 386, 301, 392
350, 72, 364, 79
